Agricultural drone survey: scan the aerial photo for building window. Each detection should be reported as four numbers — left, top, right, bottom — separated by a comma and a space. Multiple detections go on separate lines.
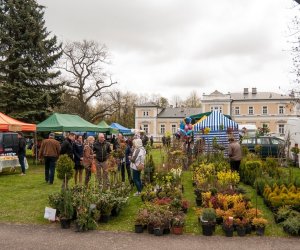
160, 124, 165, 135
210, 106, 222, 113
248, 106, 254, 115
279, 106, 284, 114
143, 124, 149, 134
143, 111, 149, 117
171, 124, 177, 134
234, 107, 240, 115
262, 106, 268, 115
278, 124, 284, 134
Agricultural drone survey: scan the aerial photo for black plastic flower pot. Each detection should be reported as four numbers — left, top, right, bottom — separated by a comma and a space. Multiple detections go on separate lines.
237, 227, 246, 237
216, 217, 223, 225
223, 227, 234, 237
60, 218, 71, 229
135, 224, 144, 233
99, 214, 110, 223
111, 207, 120, 217
201, 223, 214, 236
163, 228, 170, 235
147, 224, 154, 234
245, 224, 252, 234
195, 198, 202, 207
256, 226, 265, 236
154, 228, 163, 236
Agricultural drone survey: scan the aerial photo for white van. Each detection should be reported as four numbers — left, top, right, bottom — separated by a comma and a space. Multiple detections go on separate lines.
285, 117, 300, 147
238, 124, 257, 137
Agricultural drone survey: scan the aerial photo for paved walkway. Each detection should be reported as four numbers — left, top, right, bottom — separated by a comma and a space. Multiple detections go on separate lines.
0, 223, 299, 250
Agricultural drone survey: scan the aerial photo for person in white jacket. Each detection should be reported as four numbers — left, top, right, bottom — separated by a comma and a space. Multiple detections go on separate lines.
130, 138, 146, 196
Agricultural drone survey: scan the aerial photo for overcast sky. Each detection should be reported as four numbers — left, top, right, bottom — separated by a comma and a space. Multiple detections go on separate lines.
38, 0, 298, 101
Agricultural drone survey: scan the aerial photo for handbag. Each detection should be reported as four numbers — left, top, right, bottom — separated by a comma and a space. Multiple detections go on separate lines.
136, 156, 144, 171
91, 161, 97, 173
137, 163, 144, 171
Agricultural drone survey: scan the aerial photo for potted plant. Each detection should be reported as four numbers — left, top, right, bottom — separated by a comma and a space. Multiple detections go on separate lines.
134, 209, 149, 233
96, 192, 114, 223
73, 186, 99, 232
56, 154, 74, 189
222, 217, 234, 237
235, 218, 248, 237
149, 213, 164, 236
200, 208, 216, 236
57, 189, 74, 229
194, 188, 202, 206
111, 196, 128, 217
171, 213, 185, 235
181, 199, 189, 213
215, 208, 225, 225
252, 217, 268, 236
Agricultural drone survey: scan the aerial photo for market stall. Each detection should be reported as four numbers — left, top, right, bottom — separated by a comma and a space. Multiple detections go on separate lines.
193, 110, 239, 156
0, 112, 36, 172
37, 113, 102, 132
110, 122, 133, 135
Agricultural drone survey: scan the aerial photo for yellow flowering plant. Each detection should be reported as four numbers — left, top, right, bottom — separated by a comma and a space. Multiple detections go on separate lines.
217, 170, 240, 188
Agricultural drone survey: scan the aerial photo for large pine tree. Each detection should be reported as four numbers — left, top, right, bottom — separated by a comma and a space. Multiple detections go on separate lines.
0, 0, 63, 122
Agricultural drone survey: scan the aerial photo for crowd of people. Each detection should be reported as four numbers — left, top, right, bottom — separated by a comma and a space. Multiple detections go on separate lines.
37, 132, 146, 196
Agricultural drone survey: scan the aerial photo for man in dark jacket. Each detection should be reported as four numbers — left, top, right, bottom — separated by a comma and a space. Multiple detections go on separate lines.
17, 132, 27, 175
60, 133, 75, 160
228, 137, 242, 172
93, 133, 111, 188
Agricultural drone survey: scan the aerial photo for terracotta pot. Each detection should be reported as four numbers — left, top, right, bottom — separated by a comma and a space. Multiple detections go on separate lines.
172, 226, 183, 235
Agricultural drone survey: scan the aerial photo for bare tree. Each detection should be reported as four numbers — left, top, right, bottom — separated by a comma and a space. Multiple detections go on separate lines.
183, 90, 202, 108
58, 40, 117, 120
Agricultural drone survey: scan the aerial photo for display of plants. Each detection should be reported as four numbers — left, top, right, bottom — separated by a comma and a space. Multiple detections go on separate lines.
217, 170, 240, 189
281, 213, 300, 236
263, 184, 300, 210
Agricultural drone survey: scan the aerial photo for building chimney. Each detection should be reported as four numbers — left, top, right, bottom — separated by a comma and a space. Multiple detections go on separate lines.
252, 88, 257, 95
243, 88, 248, 95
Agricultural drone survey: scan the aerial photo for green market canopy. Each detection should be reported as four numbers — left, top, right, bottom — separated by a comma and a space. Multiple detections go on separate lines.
37, 113, 102, 132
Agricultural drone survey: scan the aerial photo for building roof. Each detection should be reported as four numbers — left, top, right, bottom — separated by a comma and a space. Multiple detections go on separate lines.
157, 107, 202, 118
230, 92, 293, 101
135, 102, 158, 107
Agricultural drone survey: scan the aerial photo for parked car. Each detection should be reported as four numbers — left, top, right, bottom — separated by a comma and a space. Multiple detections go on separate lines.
0, 132, 19, 155
241, 136, 285, 158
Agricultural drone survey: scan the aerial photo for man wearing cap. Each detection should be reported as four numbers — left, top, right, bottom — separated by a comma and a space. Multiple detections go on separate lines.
39, 133, 61, 184
17, 132, 27, 176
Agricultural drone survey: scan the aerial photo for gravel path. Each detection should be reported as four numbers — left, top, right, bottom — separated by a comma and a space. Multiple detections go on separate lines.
0, 223, 299, 250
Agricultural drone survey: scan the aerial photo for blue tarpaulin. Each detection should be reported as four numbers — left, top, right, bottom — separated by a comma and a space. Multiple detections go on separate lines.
110, 123, 132, 135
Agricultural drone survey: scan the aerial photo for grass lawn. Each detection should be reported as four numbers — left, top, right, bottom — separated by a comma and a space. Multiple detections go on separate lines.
0, 150, 296, 236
